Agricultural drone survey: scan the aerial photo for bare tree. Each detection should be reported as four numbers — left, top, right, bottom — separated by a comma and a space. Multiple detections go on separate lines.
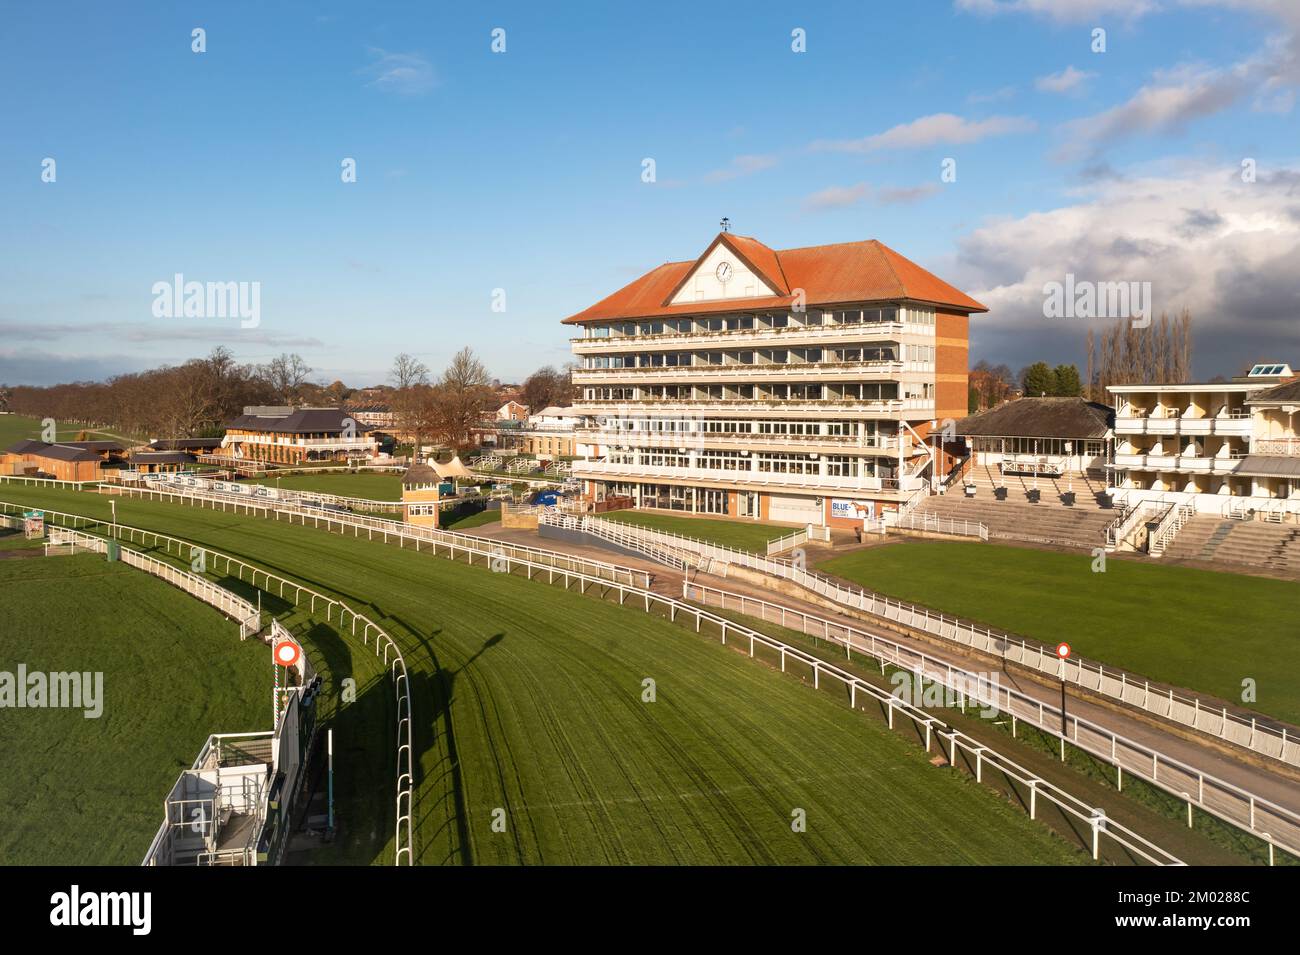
261, 353, 312, 405
390, 353, 430, 391
431, 347, 496, 449
521, 365, 569, 412
1090, 310, 1195, 398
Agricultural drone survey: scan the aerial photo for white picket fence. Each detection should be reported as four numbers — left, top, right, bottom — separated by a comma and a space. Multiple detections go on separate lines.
102, 483, 652, 590
684, 582, 1299, 864
765, 525, 832, 555
13, 493, 1295, 863
557, 512, 1300, 770
8, 502, 415, 867
875, 510, 989, 541
23, 499, 1186, 864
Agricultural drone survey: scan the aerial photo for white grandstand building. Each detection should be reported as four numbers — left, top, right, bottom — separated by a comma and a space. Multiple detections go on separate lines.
1108, 363, 1300, 520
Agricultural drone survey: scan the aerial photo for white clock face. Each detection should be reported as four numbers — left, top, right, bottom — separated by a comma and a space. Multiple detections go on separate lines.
715, 261, 733, 284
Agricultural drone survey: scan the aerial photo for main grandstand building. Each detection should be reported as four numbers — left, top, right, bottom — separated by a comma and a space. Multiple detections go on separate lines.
563, 232, 986, 527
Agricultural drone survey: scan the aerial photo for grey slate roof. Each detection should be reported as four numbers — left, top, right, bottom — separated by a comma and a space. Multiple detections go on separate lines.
1235, 455, 1300, 479
4, 440, 101, 462
226, 408, 371, 434
1247, 380, 1300, 405
957, 397, 1115, 440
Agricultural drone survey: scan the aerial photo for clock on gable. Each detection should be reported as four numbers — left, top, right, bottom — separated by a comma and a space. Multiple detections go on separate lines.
715, 261, 733, 284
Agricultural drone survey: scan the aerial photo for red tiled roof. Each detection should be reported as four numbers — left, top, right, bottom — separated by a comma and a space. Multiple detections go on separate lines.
562, 234, 987, 324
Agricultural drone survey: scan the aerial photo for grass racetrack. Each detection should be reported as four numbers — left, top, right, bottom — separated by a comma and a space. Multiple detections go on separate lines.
0, 552, 266, 865
0, 485, 1085, 865
820, 540, 1300, 725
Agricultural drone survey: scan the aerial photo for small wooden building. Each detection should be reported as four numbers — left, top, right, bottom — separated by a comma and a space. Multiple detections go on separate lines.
402, 463, 442, 528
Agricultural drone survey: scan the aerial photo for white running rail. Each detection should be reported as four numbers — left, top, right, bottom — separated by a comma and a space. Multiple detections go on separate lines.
684, 582, 1298, 863
98, 483, 652, 589
558, 510, 1300, 769
6, 501, 415, 867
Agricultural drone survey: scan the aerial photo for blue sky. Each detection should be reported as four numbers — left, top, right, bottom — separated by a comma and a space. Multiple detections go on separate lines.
2, 0, 1298, 387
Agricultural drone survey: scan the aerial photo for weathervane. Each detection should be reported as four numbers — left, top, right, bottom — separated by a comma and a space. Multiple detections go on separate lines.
719, 217, 731, 233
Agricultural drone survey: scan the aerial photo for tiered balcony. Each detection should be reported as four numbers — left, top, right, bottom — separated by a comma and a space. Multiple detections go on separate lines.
571, 459, 927, 496
571, 320, 932, 354
1113, 409, 1253, 437
1112, 452, 1243, 474
580, 427, 901, 455
573, 397, 935, 419
571, 358, 925, 385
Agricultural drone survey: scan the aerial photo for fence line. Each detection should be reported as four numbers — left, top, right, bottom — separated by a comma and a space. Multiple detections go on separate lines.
0, 474, 102, 489
683, 582, 1298, 863
48, 526, 261, 637
26, 503, 1175, 863
2, 500, 414, 867
12, 494, 1289, 863
565, 513, 1300, 768
104, 483, 652, 590
874, 510, 989, 541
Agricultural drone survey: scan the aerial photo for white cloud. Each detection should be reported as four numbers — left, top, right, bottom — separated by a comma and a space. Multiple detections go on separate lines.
955, 0, 1161, 23
950, 160, 1300, 371
803, 184, 871, 211
703, 154, 779, 182
967, 86, 1018, 104
802, 182, 941, 212
1035, 66, 1096, 93
1056, 61, 1255, 159
360, 48, 436, 96
811, 113, 1036, 153
877, 183, 943, 204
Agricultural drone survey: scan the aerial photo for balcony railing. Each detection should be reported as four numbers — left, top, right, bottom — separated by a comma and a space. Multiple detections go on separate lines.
578, 428, 899, 452
575, 398, 934, 416
571, 320, 932, 351
1112, 452, 1244, 473
1114, 413, 1254, 437
571, 459, 927, 495
572, 359, 920, 382
222, 434, 378, 450
1254, 438, 1300, 456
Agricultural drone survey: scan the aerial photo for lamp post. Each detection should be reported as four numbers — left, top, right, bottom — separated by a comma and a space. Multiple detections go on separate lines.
1057, 642, 1072, 738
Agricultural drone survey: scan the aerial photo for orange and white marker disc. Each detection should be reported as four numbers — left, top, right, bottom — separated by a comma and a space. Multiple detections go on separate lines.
274, 641, 301, 667
1056, 642, 1071, 659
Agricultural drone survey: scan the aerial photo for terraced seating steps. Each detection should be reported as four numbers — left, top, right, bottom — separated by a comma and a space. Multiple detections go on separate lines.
1162, 516, 1300, 573
913, 492, 1118, 549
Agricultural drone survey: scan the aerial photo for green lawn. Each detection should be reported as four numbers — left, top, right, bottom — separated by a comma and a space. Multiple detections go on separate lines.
247, 472, 404, 501
0, 553, 267, 865
0, 486, 1084, 865
442, 508, 500, 531
601, 510, 791, 552
0, 407, 142, 444
0, 413, 138, 448
819, 540, 1300, 724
